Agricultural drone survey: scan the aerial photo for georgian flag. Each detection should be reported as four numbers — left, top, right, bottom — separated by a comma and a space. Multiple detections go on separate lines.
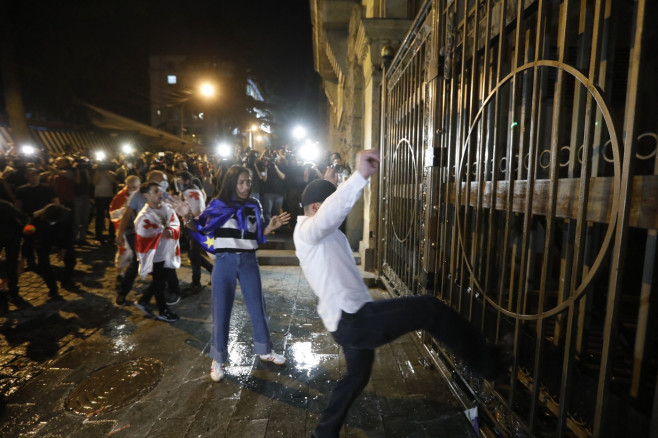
110, 205, 133, 273
183, 188, 206, 216
134, 204, 181, 279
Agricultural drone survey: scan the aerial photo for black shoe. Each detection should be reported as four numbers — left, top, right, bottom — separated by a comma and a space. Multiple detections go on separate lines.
115, 294, 127, 306
135, 301, 155, 317
182, 283, 204, 297
157, 308, 179, 322
166, 292, 181, 306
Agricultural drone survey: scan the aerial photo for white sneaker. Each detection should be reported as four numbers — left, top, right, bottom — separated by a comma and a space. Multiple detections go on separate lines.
259, 351, 286, 365
210, 360, 224, 382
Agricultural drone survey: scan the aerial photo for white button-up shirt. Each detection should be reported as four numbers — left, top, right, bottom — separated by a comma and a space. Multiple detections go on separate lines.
293, 172, 373, 332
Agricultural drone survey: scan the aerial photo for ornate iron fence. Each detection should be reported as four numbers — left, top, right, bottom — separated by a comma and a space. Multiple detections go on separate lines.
379, 0, 657, 436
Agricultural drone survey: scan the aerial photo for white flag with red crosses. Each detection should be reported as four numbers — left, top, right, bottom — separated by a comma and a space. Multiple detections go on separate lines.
134, 203, 181, 278
183, 188, 206, 216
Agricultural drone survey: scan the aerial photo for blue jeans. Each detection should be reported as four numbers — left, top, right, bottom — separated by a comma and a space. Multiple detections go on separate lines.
314, 295, 499, 438
210, 251, 273, 363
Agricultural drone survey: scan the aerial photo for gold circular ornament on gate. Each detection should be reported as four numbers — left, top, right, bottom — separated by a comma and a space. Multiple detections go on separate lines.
390, 138, 418, 243
456, 60, 621, 320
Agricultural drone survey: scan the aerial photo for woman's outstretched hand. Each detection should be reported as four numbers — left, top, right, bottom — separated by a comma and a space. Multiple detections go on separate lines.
266, 211, 291, 234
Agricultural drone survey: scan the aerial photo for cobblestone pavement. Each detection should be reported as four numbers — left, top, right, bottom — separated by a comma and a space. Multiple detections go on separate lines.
0, 236, 478, 437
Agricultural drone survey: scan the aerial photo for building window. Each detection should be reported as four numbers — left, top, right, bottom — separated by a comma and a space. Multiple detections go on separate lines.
167, 75, 177, 84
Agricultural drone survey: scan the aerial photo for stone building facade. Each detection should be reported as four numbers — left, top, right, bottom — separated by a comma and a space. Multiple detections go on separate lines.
310, 0, 417, 269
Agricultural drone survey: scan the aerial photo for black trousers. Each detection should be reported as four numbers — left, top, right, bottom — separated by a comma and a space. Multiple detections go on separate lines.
0, 234, 21, 295
314, 295, 500, 438
140, 261, 170, 313
35, 242, 75, 294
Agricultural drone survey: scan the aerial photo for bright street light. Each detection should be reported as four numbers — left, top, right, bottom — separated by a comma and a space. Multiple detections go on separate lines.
293, 126, 307, 140
199, 82, 216, 97
216, 143, 232, 159
121, 143, 134, 155
21, 145, 35, 156
298, 140, 320, 162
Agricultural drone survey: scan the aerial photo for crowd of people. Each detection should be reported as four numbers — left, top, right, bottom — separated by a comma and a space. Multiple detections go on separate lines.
0, 143, 348, 308
0, 141, 511, 438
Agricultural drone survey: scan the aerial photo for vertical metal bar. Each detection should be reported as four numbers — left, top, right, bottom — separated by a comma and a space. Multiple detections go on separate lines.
632, 227, 656, 397
557, 0, 605, 431
477, 0, 493, 329
377, 51, 388, 277
448, 0, 461, 308
465, 0, 481, 321
455, 0, 469, 314
438, 1, 452, 303
593, 0, 646, 435
567, 0, 598, 355
529, 0, 571, 429
519, 0, 548, 425
496, 0, 523, 339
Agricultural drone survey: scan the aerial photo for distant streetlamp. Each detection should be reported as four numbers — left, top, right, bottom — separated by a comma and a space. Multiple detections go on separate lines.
199, 83, 216, 97
176, 80, 218, 140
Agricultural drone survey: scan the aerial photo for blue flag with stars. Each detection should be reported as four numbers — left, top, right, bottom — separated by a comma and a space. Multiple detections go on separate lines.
187, 228, 216, 253
186, 198, 266, 253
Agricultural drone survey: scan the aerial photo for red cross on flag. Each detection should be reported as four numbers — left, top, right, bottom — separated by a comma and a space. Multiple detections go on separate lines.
134, 203, 181, 278
183, 188, 206, 216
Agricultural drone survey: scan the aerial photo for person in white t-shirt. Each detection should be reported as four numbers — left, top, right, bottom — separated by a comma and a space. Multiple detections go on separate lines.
294, 149, 508, 438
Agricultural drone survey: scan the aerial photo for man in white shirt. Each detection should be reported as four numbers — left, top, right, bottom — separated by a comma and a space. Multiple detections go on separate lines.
294, 149, 507, 438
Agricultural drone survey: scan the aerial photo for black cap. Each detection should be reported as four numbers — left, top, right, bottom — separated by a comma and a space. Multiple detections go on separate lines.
301, 179, 336, 206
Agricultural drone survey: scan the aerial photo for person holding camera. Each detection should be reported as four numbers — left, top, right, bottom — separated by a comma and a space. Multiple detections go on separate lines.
242, 151, 265, 201
261, 153, 287, 225
329, 152, 351, 186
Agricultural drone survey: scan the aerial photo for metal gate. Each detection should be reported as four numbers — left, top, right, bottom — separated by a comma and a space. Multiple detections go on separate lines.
379, 1, 657, 436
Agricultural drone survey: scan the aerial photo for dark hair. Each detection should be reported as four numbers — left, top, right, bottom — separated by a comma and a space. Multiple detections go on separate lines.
217, 165, 251, 204
139, 181, 160, 194
177, 171, 193, 182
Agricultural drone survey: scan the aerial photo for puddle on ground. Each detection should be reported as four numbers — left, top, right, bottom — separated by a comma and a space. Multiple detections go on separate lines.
64, 358, 163, 416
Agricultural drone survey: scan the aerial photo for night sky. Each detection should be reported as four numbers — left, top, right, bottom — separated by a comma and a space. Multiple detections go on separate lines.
4, 1, 321, 138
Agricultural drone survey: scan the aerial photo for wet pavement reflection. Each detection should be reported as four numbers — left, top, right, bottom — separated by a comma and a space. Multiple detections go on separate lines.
0, 236, 477, 437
